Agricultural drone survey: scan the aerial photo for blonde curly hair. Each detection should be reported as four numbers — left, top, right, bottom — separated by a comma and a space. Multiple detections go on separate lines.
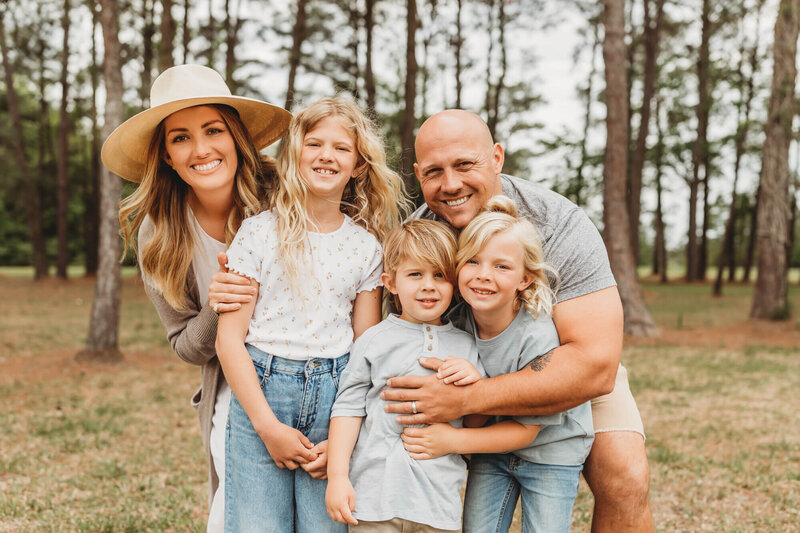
456, 195, 559, 318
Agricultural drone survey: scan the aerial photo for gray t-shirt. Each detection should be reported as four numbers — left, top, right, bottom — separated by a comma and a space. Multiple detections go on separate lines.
450, 304, 594, 466
410, 174, 617, 302
331, 315, 481, 530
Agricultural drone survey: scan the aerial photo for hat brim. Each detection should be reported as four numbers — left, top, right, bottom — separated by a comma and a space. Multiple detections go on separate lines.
101, 95, 291, 182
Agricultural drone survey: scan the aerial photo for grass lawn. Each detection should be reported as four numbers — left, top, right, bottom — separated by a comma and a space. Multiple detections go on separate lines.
1, 270, 799, 531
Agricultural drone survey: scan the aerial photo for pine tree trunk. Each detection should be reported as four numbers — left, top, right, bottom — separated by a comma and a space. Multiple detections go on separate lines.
224, 0, 240, 89
653, 95, 667, 283
285, 0, 308, 110
743, 184, 759, 282
159, 0, 175, 72
182, 0, 190, 63
364, 0, 376, 115
576, 22, 601, 208
1, 9, 49, 279
85, 1, 100, 276
399, 0, 417, 192
487, 0, 507, 139
750, 0, 800, 320
56, 0, 71, 279
602, 0, 658, 336
628, 0, 664, 264
688, 0, 712, 282
78, 0, 124, 362
698, 152, 711, 280
141, 0, 155, 106
453, 0, 463, 108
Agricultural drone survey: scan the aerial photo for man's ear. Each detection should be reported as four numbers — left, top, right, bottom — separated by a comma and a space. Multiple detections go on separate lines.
381, 272, 397, 294
492, 143, 505, 175
413, 162, 421, 183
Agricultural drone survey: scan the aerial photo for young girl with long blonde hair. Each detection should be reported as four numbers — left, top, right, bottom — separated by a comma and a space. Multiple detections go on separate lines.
215, 97, 409, 532
401, 195, 594, 533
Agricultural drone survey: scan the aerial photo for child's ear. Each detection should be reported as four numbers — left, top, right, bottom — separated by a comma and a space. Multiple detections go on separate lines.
353, 161, 368, 179
517, 273, 534, 292
381, 272, 397, 294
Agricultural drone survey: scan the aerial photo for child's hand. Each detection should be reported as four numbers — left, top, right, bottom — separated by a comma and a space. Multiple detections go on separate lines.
261, 422, 317, 469
325, 475, 358, 525
300, 439, 329, 479
401, 422, 461, 459
437, 356, 481, 386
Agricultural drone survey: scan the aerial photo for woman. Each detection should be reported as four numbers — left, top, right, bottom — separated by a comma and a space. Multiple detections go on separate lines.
101, 64, 291, 532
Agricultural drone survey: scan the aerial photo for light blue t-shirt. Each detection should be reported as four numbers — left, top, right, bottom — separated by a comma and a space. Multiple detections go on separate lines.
450, 304, 594, 466
331, 315, 481, 530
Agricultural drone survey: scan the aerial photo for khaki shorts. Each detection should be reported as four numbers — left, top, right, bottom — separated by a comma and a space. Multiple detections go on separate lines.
590, 363, 645, 438
350, 518, 458, 533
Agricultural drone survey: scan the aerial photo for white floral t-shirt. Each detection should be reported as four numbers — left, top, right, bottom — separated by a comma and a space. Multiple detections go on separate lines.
225, 210, 383, 360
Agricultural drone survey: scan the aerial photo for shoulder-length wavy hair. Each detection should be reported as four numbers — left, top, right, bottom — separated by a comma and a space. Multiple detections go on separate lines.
119, 104, 276, 309
455, 195, 559, 318
271, 97, 411, 284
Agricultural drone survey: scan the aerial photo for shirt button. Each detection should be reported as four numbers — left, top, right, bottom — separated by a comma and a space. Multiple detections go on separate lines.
427, 346, 432, 351
428, 335, 433, 339
426, 326, 431, 331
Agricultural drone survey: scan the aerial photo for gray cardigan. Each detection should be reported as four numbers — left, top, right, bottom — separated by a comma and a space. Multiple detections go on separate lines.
140, 222, 222, 505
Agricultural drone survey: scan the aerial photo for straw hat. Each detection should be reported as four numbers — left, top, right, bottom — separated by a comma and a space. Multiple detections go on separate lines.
101, 64, 291, 182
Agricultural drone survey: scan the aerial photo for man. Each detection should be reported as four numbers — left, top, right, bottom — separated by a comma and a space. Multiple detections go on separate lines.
210, 109, 654, 531
381, 109, 654, 532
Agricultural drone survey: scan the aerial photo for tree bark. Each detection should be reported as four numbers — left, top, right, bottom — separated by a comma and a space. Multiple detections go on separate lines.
84, 0, 100, 276
182, 0, 190, 63
285, 0, 309, 110
743, 183, 760, 282
78, 0, 124, 361
628, 0, 664, 264
364, 0, 376, 115
751, 0, 800, 319
487, 0, 507, 139
653, 94, 667, 283
159, 0, 175, 72
399, 0, 418, 192
602, 0, 658, 336
224, 0, 242, 89
687, 0, 712, 282
1, 8, 48, 279
141, 0, 155, 106
56, 0, 71, 279
453, 0, 463, 108
575, 20, 601, 209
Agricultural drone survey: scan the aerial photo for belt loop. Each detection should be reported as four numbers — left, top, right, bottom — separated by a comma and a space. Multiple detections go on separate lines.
264, 353, 274, 377
331, 357, 338, 379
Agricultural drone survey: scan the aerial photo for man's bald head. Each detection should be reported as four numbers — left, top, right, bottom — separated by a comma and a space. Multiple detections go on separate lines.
415, 110, 495, 155
413, 109, 504, 229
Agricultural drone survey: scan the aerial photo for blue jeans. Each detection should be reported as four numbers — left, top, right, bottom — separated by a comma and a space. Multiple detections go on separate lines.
462, 453, 582, 533
225, 345, 348, 533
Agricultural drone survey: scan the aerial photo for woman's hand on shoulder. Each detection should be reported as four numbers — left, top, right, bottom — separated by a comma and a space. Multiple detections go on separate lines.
208, 252, 256, 314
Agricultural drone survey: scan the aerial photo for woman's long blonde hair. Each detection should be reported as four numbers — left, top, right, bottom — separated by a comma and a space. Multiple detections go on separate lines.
119, 104, 276, 309
456, 195, 559, 318
271, 97, 411, 284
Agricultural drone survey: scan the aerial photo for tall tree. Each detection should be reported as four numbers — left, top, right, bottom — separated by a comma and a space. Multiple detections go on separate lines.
627, 0, 664, 264
159, 0, 175, 71
224, 0, 242, 88
141, 0, 155, 106
364, 0, 376, 115
78, 0, 124, 361
285, 0, 309, 110
1, 4, 48, 279
181, 0, 190, 63
687, 0, 712, 282
56, 0, 71, 279
84, 0, 100, 275
603, 0, 658, 336
652, 93, 667, 282
714, 2, 763, 296
399, 0, 418, 191
751, 0, 800, 320
452, 0, 464, 108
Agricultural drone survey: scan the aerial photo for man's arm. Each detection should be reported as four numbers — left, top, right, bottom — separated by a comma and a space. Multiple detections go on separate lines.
381, 286, 622, 424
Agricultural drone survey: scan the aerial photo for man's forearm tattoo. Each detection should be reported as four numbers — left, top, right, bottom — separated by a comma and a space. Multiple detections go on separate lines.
529, 349, 554, 372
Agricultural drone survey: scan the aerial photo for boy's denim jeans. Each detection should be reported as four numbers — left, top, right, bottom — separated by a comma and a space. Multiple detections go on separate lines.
462, 453, 582, 533
225, 344, 348, 533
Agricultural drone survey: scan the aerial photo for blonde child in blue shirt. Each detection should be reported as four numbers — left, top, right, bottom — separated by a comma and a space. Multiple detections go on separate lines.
215, 97, 409, 533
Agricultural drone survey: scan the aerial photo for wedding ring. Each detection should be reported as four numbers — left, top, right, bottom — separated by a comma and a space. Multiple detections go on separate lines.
411, 401, 417, 414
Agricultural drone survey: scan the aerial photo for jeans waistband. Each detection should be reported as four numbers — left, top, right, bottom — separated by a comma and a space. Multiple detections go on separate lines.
245, 344, 349, 378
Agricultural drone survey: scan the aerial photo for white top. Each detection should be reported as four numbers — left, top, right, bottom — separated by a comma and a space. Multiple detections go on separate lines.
225, 210, 383, 360
188, 208, 227, 302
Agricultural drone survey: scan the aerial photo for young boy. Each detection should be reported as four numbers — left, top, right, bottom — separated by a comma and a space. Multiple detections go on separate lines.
325, 220, 478, 532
